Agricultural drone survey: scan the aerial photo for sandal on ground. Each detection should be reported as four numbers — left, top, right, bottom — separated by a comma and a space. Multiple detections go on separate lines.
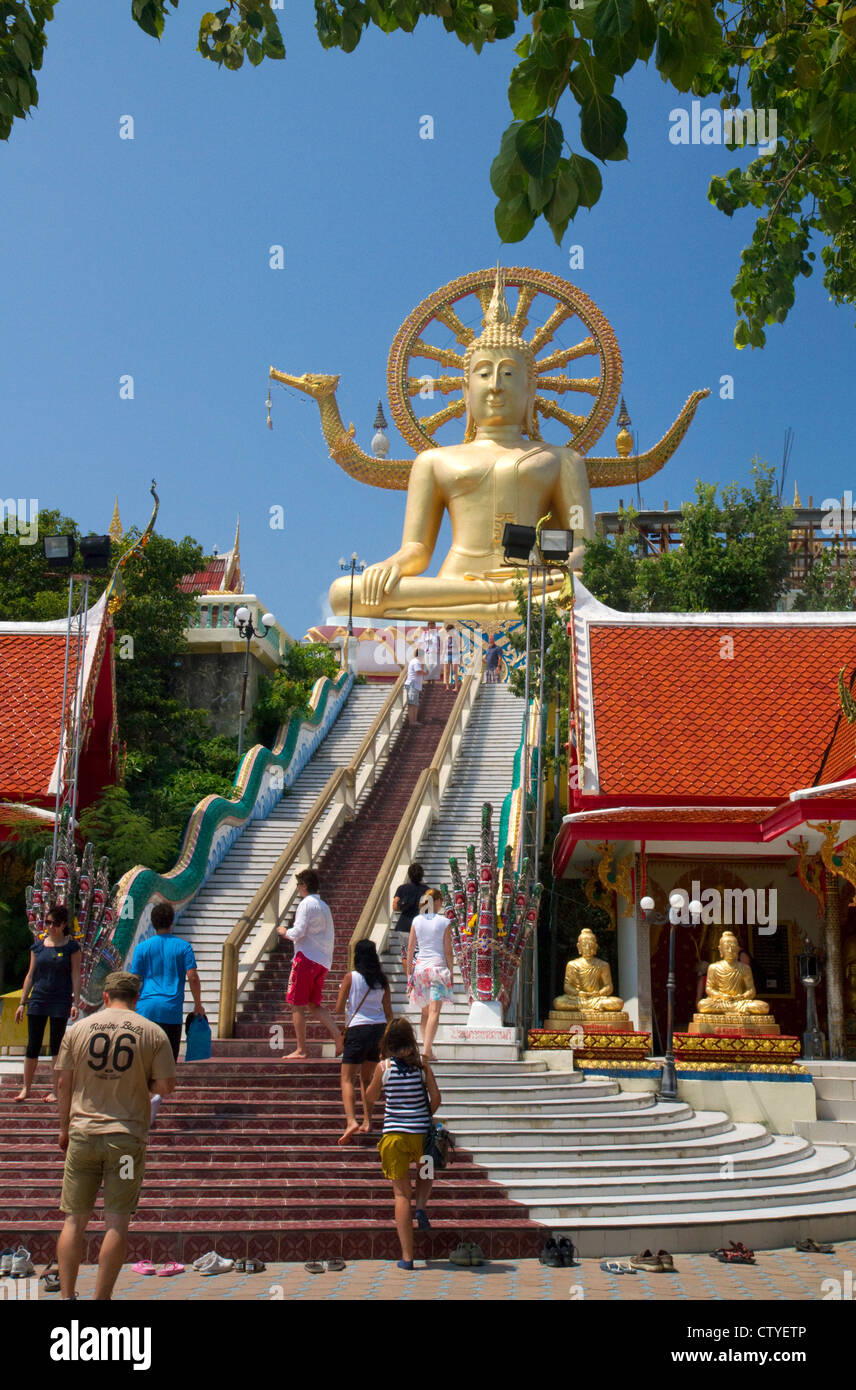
796, 1238, 834, 1254
41, 1263, 60, 1293
303, 1262, 325, 1274
131, 1261, 157, 1275
156, 1262, 184, 1277
325, 1258, 346, 1272
449, 1242, 472, 1266
236, 1258, 266, 1272
600, 1260, 636, 1274
714, 1249, 755, 1264
558, 1237, 578, 1267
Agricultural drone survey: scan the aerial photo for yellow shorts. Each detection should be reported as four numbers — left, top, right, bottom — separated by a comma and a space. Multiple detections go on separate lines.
378, 1131, 425, 1180
60, 1131, 147, 1216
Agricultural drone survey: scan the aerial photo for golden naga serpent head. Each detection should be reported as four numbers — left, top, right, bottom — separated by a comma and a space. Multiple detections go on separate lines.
270, 267, 709, 492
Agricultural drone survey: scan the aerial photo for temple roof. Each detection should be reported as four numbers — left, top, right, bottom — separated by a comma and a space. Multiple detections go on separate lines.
179, 519, 242, 596
0, 596, 110, 804
571, 581, 856, 804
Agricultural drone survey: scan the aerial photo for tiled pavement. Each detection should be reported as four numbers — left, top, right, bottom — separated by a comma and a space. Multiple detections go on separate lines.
37, 1241, 856, 1300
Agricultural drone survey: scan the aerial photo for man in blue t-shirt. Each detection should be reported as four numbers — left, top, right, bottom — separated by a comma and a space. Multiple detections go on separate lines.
131, 902, 204, 1063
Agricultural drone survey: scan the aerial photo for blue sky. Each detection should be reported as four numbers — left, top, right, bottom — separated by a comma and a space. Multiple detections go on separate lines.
1, 2, 853, 636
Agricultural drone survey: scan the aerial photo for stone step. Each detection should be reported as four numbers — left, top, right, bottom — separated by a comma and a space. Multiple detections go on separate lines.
817, 1098, 856, 1120
458, 1111, 735, 1150
501, 1148, 853, 1202
794, 1119, 856, 1147
503, 1162, 856, 1219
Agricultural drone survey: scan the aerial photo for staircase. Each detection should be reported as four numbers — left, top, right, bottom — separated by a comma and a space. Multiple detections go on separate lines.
0, 1059, 544, 1264
6, 1057, 856, 1261
174, 683, 389, 1035
795, 1062, 856, 1151
232, 682, 457, 1052
381, 683, 525, 1055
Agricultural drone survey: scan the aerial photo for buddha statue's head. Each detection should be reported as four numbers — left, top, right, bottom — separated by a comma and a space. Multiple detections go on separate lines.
719, 931, 740, 962
577, 928, 598, 959
462, 269, 540, 441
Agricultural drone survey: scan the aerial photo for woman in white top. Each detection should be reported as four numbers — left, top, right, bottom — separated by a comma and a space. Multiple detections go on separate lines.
406, 889, 454, 1061
335, 940, 393, 1145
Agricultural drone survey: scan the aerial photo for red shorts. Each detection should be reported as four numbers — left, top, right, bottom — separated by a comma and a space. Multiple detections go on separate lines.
286, 952, 328, 1007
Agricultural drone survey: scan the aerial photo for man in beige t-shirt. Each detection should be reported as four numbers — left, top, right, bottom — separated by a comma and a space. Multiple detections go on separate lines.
54, 970, 176, 1300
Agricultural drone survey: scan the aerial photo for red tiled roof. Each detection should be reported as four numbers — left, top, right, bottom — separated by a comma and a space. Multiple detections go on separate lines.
0, 634, 80, 800
567, 806, 773, 825
586, 624, 856, 800
178, 559, 227, 594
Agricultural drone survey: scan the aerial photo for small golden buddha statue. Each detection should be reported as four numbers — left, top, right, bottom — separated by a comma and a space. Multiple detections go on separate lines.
327, 270, 595, 623
697, 932, 770, 1016
686, 930, 781, 1035
550, 928, 626, 1017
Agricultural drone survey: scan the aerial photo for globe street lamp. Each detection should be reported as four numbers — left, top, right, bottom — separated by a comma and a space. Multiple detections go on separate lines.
640, 891, 703, 1102
235, 605, 276, 757
339, 553, 366, 639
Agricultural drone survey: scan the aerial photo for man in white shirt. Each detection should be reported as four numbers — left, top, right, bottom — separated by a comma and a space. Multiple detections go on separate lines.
422, 621, 441, 680
405, 653, 424, 726
277, 869, 343, 1061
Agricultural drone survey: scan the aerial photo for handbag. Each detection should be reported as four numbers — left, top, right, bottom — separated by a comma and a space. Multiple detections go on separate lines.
185, 1015, 212, 1061
419, 1069, 454, 1171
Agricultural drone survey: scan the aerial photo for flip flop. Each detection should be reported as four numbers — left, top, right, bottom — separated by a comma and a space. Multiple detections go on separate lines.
131, 1261, 157, 1276
325, 1258, 346, 1272
795, 1238, 835, 1254
600, 1260, 636, 1274
304, 1262, 325, 1274
156, 1262, 184, 1277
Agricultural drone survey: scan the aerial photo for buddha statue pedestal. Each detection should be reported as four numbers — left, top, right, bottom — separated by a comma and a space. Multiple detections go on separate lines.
687, 1013, 781, 1036
530, 929, 652, 1063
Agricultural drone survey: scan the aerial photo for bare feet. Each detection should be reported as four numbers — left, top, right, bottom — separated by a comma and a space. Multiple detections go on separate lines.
14, 1089, 29, 1102
281, 1050, 308, 1061
44, 1092, 57, 1103
337, 1123, 360, 1146
358, 1120, 372, 1134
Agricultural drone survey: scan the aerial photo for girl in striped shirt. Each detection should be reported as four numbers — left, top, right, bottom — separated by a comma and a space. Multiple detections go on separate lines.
365, 1017, 442, 1270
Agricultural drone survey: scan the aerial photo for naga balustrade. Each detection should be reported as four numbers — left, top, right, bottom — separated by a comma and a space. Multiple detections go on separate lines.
348, 649, 484, 961
218, 669, 407, 1037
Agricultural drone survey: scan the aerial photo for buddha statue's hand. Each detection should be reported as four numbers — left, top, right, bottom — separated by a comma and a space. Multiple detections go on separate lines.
361, 558, 402, 608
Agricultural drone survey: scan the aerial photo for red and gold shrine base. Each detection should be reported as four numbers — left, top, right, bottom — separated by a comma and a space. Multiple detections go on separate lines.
673, 1032, 801, 1066
528, 1028, 652, 1061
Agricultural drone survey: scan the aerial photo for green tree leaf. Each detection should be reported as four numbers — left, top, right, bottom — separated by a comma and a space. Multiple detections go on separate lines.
516, 115, 564, 178
579, 93, 627, 158
568, 152, 603, 207
495, 190, 536, 241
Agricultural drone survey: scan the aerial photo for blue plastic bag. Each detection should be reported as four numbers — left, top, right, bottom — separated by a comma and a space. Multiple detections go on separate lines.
185, 1015, 212, 1061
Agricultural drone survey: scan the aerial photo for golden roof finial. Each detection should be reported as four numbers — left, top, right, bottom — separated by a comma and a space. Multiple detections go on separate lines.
108, 496, 123, 544
483, 263, 514, 329
615, 397, 633, 460
793, 481, 802, 507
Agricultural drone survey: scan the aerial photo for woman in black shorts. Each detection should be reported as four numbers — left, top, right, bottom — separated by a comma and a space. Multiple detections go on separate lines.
335, 940, 392, 1145
14, 905, 81, 1103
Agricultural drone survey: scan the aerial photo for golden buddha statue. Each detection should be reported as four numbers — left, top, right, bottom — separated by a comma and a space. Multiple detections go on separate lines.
548, 928, 627, 1022
327, 271, 595, 623
688, 931, 779, 1034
